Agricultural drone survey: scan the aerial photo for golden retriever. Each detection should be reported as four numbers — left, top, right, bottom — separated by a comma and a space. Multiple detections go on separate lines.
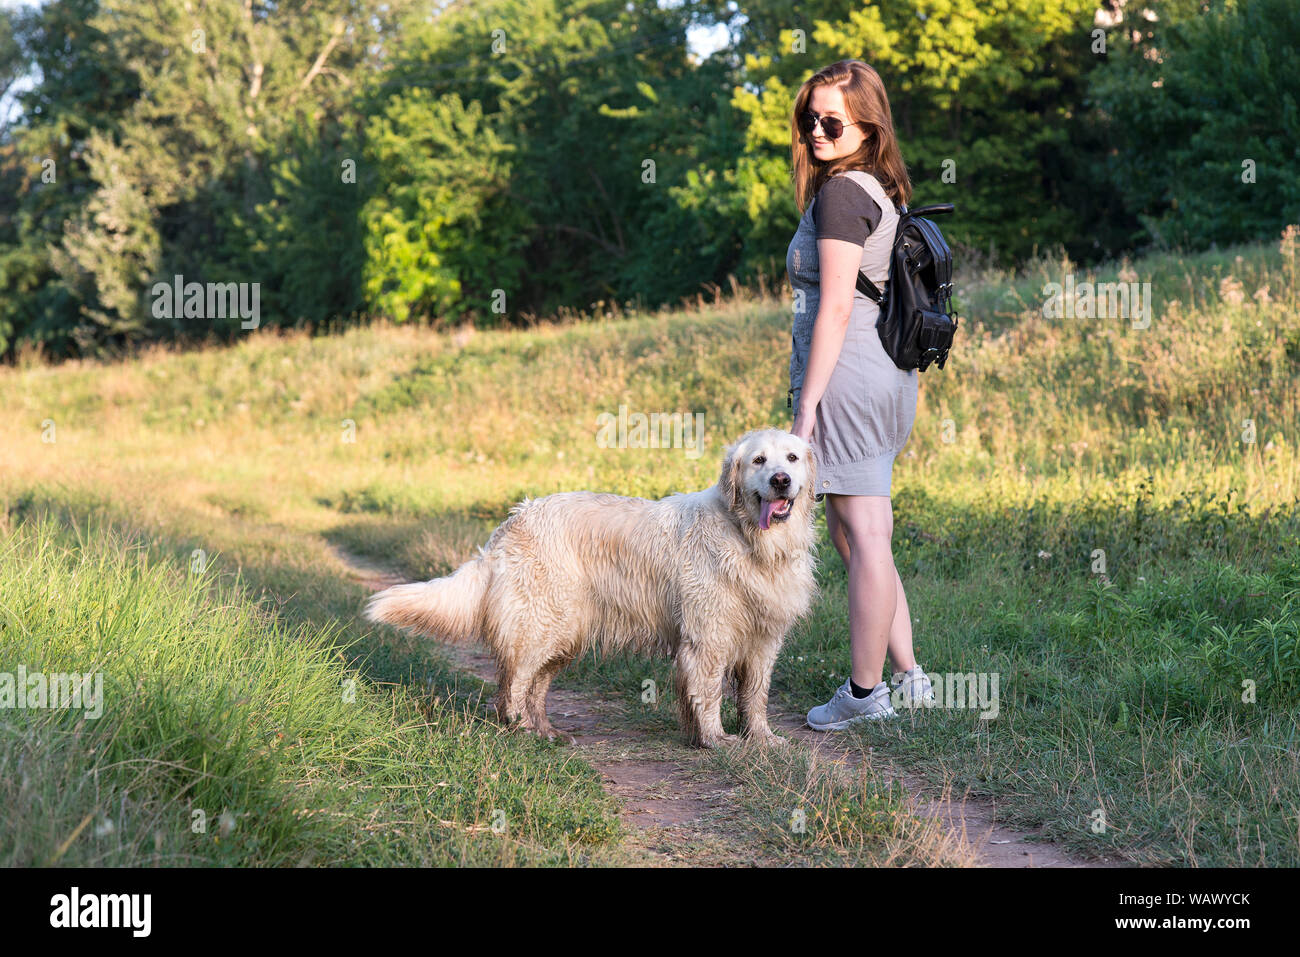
364, 428, 818, 747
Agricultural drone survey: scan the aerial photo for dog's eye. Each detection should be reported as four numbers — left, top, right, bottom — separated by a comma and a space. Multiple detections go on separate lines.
752, 455, 766, 466
787, 453, 798, 462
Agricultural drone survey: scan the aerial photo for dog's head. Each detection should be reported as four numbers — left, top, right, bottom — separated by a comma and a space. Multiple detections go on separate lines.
718, 429, 817, 534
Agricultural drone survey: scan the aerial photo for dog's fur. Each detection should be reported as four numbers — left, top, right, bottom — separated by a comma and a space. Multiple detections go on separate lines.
364, 429, 818, 747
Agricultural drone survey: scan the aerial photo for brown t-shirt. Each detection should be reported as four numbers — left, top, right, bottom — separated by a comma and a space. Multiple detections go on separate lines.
813, 175, 883, 246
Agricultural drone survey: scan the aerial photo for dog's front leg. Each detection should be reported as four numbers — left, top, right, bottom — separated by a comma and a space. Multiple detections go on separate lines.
674, 643, 736, 748
736, 640, 788, 747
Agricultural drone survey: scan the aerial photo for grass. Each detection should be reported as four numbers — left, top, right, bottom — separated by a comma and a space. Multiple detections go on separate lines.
0, 514, 620, 866
705, 737, 978, 867
1, 230, 1298, 865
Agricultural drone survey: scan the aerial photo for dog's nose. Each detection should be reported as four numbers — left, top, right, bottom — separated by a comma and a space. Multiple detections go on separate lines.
770, 471, 791, 491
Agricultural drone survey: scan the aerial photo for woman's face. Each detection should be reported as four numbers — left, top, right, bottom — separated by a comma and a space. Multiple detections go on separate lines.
805, 85, 867, 162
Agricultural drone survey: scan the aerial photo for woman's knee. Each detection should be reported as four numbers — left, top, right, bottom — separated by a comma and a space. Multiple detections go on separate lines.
833, 497, 893, 546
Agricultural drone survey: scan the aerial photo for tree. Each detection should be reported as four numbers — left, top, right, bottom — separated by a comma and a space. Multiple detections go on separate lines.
0, 0, 140, 355
365, 0, 735, 323
2, 0, 403, 356
1090, 0, 1300, 250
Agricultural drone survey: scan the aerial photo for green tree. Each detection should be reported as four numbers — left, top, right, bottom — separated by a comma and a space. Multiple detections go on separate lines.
1090, 0, 1300, 250
3, 0, 401, 356
364, 0, 739, 324
0, 0, 140, 354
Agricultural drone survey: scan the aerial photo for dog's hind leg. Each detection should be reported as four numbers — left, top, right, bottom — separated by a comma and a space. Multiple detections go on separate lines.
484, 586, 549, 734
524, 653, 576, 744
492, 619, 577, 743
494, 663, 533, 731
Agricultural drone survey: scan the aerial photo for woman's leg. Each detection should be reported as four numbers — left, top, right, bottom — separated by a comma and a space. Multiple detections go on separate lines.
887, 567, 917, 674
826, 494, 895, 688
824, 494, 852, 566
827, 496, 917, 674
825, 494, 917, 685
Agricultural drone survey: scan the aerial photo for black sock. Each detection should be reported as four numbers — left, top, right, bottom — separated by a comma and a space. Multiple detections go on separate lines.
849, 678, 874, 699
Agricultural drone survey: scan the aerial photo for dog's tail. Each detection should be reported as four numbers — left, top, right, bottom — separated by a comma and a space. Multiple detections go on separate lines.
363, 557, 491, 644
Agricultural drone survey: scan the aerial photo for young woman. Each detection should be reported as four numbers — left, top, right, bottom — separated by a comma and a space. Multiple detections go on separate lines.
786, 59, 934, 729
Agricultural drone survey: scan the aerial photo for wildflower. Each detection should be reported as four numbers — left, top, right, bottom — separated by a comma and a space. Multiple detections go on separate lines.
1280, 224, 1298, 260
1219, 276, 1245, 306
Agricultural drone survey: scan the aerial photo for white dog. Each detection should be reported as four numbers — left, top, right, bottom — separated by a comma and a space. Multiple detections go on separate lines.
365, 428, 818, 747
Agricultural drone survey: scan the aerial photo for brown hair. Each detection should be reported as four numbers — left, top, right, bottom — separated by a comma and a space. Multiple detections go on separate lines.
790, 59, 912, 214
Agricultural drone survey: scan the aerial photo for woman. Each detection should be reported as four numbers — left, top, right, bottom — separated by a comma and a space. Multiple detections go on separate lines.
786, 59, 934, 729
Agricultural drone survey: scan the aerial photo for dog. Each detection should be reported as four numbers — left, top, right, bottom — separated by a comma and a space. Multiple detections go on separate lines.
364, 428, 818, 747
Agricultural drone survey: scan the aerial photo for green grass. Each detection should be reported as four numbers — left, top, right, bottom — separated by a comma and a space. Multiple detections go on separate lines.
0, 514, 620, 866
2, 231, 1298, 866
781, 531, 1300, 865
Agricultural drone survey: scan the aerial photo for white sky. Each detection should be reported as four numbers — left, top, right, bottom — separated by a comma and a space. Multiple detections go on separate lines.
686, 20, 732, 61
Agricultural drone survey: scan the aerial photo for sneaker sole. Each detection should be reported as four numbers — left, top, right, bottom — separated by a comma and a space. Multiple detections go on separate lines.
806, 708, 897, 731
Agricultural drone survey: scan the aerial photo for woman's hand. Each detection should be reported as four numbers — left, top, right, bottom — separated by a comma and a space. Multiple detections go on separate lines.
791, 403, 815, 442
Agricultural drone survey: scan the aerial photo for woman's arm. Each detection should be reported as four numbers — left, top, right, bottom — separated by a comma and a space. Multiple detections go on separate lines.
791, 236, 866, 441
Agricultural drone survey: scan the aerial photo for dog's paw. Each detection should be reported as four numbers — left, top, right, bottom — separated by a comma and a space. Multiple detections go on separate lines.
699, 732, 742, 749
534, 725, 577, 745
513, 720, 577, 745
748, 730, 790, 748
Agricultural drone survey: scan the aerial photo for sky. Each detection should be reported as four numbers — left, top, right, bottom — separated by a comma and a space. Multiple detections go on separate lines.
686, 19, 732, 61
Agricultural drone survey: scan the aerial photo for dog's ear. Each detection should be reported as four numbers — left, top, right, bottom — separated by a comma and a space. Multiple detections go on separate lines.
800, 440, 818, 508
719, 439, 747, 515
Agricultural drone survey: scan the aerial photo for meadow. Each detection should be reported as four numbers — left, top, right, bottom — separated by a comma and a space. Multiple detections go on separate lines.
2, 234, 1297, 866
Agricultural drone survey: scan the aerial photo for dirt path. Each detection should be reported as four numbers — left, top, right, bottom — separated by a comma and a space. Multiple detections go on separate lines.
330, 544, 1120, 868
767, 708, 1116, 867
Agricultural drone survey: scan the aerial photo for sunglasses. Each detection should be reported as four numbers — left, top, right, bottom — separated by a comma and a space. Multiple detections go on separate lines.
798, 111, 864, 141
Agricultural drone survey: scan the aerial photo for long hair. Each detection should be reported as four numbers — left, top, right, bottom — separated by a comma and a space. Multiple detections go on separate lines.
790, 59, 912, 214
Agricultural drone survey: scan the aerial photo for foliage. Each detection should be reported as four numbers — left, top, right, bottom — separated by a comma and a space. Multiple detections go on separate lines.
0, 0, 1295, 356
1089, 0, 1300, 249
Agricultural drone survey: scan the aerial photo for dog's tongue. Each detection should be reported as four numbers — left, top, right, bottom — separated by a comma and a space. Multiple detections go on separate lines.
760, 498, 785, 530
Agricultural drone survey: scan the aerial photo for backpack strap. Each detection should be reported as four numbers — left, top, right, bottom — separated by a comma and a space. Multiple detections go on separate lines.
848, 185, 901, 305
855, 272, 885, 304
856, 203, 955, 307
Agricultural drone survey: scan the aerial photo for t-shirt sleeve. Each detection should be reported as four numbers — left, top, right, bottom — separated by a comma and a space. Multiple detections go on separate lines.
813, 176, 882, 246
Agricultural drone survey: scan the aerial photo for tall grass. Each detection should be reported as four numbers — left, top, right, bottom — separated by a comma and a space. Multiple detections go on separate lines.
0, 517, 619, 866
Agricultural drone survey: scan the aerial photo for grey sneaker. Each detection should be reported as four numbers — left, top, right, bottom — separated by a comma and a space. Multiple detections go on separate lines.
890, 666, 935, 708
807, 678, 897, 730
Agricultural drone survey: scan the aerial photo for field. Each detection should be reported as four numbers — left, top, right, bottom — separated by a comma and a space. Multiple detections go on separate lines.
2, 236, 1298, 866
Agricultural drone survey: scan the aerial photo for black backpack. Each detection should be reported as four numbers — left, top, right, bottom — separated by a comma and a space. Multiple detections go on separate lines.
856, 203, 957, 372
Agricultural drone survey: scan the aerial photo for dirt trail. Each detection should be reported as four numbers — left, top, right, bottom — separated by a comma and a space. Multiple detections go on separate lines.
767, 709, 1116, 867
331, 544, 1119, 867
